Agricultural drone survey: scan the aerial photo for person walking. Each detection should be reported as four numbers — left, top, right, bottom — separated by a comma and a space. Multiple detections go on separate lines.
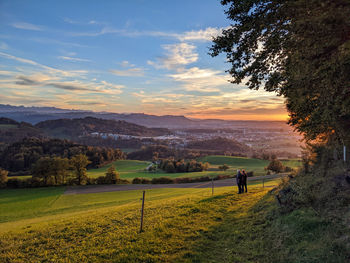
242, 169, 248, 193
236, 169, 242, 194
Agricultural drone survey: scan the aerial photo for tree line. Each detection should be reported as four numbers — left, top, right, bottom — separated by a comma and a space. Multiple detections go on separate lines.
157, 158, 210, 173
0, 137, 125, 176
0, 154, 126, 188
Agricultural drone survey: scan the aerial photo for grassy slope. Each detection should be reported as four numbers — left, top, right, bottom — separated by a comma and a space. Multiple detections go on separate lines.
199, 155, 301, 176
87, 159, 233, 179
0, 178, 277, 226
0, 177, 348, 262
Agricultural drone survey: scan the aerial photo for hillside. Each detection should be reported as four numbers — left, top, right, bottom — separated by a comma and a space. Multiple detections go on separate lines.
0, 117, 43, 144
35, 117, 171, 139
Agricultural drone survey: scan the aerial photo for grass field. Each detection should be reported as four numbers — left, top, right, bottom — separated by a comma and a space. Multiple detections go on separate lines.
1, 176, 347, 262
87, 156, 301, 180
199, 155, 301, 176
0, 178, 278, 226
87, 159, 233, 179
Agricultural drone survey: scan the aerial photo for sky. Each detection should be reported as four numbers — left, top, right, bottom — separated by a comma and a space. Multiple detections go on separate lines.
0, 0, 288, 121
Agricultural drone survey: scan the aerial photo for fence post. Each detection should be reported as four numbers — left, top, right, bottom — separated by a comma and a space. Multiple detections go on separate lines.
262, 178, 265, 188
344, 145, 346, 163
140, 190, 145, 233
211, 178, 214, 196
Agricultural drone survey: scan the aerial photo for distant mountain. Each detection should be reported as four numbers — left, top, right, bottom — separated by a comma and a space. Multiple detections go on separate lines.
0, 104, 195, 128
0, 104, 289, 130
35, 117, 171, 140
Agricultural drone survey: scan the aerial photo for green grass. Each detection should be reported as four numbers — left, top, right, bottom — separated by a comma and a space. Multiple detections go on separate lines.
199, 155, 301, 176
0, 184, 274, 262
0, 187, 65, 223
87, 159, 234, 179
1, 176, 347, 262
87, 156, 302, 180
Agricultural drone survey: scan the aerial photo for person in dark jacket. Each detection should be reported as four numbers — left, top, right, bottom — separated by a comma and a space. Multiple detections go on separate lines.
236, 169, 242, 194
242, 169, 248, 193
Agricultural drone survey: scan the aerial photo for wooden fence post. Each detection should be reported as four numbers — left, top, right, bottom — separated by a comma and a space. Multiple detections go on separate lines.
140, 190, 145, 233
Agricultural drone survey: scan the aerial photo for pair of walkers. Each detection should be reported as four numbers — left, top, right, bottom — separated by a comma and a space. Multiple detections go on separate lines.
236, 169, 247, 194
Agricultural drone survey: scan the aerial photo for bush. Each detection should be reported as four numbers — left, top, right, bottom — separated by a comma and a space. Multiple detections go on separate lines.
141, 178, 151, 184
132, 177, 151, 184
151, 177, 174, 184
267, 159, 285, 173
284, 166, 294, 172
218, 164, 229, 171
132, 177, 142, 184
247, 171, 254, 177
0, 168, 8, 188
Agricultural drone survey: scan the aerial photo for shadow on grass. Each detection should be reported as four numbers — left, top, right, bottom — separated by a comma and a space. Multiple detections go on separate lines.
176, 187, 350, 263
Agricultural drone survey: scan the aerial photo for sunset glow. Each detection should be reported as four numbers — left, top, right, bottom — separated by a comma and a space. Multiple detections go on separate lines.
0, 0, 288, 120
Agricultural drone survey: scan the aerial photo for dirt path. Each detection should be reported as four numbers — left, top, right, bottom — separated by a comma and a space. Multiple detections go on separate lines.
64, 174, 284, 195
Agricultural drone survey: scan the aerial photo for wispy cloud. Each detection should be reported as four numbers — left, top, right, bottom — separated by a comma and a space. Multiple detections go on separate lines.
110, 60, 145, 77
0, 51, 87, 77
11, 22, 45, 31
168, 67, 228, 92
58, 56, 91, 62
178, 27, 223, 42
12, 73, 124, 95
148, 43, 198, 70
110, 68, 144, 77
68, 26, 223, 42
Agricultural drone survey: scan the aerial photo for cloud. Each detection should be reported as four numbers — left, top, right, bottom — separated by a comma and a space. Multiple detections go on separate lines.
11, 22, 44, 31
15, 75, 40, 86
178, 27, 223, 42
168, 67, 228, 91
148, 43, 198, 70
65, 101, 106, 106
0, 52, 87, 77
110, 61, 145, 77
68, 26, 223, 42
50, 83, 93, 91
110, 68, 144, 77
119, 60, 135, 68
58, 56, 91, 62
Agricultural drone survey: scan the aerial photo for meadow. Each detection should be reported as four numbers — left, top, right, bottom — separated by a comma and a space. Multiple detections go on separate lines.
87, 155, 301, 180
1, 176, 347, 262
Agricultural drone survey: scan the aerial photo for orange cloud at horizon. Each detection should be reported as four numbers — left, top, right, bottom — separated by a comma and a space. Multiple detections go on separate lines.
187, 113, 289, 121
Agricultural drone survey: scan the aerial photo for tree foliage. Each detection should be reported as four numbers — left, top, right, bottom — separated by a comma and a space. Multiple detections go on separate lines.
267, 159, 285, 173
0, 168, 8, 188
32, 157, 70, 185
211, 0, 350, 145
70, 154, 91, 185
0, 138, 125, 174
158, 158, 209, 173
218, 164, 229, 171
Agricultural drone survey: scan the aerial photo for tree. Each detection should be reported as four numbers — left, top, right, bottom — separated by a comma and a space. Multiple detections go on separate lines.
267, 159, 285, 173
32, 157, 53, 185
218, 164, 229, 171
0, 168, 8, 188
105, 165, 120, 184
211, 0, 350, 146
71, 154, 91, 185
50, 157, 70, 185
32, 157, 70, 185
